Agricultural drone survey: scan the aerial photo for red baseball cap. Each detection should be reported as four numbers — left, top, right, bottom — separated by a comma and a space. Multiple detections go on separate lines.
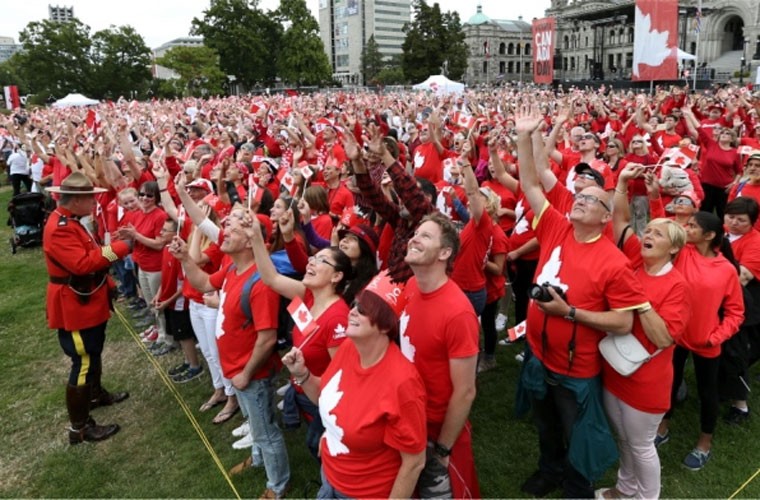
338, 224, 379, 254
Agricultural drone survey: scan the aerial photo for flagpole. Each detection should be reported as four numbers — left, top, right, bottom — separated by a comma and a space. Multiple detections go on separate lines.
693, 0, 701, 92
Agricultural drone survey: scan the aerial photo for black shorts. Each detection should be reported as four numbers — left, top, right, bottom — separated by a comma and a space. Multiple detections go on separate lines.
163, 309, 196, 342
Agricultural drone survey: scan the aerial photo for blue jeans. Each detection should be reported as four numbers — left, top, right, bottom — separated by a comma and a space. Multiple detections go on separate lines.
317, 466, 351, 499
112, 257, 136, 298
234, 376, 290, 495
462, 287, 487, 316
282, 384, 324, 460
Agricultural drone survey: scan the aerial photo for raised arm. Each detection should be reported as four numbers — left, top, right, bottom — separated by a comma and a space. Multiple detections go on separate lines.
514, 106, 548, 214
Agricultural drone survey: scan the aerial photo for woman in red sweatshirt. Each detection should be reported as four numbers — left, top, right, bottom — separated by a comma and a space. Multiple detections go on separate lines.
656, 211, 744, 471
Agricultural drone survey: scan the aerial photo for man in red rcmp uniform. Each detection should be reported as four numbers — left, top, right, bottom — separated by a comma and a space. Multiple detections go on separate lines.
44, 172, 132, 444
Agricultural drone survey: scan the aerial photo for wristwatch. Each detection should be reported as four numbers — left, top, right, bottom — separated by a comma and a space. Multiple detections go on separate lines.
433, 442, 451, 458
564, 306, 577, 322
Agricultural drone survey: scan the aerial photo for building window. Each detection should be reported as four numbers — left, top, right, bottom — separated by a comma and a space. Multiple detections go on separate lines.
508, 61, 514, 73
499, 61, 506, 74
483, 61, 488, 74
524, 43, 531, 56
570, 57, 575, 70
585, 36, 589, 47
564, 35, 569, 50
628, 28, 633, 43
499, 42, 506, 55
508, 43, 515, 55
525, 61, 530, 73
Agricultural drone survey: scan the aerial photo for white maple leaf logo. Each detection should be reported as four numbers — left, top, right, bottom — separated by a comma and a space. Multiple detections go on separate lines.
399, 310, 415, 362
565, 168, 577, 192
333, 323, 346, 339
514, 199, 529, 235
633, 5, 674, 77
435, 192, 452, 218
214, 286, 227, 339
414, 152, 425, 169
534, 246, 569, 294
319, 369, 349, 456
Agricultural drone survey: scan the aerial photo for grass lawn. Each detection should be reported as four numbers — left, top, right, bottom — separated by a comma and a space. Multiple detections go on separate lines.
0, 183, 759, 498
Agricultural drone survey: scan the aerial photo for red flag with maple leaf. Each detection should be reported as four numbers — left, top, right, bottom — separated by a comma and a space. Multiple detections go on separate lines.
287, 296, 318, 338
632, 0, 678, 81
507, 320, 527, 342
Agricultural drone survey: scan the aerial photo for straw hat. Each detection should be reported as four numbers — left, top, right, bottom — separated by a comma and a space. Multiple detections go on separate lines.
46, 172, 108, 194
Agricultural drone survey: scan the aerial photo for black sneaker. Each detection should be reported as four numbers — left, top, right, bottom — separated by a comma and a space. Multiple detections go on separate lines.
521, 470, 561, 497
723, 406, 750, 425
168, 362, 189, 377
172, 365, 204, 383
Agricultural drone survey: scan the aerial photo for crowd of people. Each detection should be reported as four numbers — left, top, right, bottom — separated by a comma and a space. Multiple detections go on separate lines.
11, 81, 760, 498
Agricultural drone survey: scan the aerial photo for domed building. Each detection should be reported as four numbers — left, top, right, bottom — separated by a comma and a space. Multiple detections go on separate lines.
463, 5, 533, 86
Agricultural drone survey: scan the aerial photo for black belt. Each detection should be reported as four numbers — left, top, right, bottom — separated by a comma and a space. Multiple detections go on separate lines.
49, 276, 69, 285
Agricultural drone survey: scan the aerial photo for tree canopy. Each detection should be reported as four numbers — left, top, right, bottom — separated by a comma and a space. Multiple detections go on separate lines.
401, 0, 467, 83
91, 26, 153, 99
275, 0, 332, 86
361, 35, 384, 85
155, 46, 227, 97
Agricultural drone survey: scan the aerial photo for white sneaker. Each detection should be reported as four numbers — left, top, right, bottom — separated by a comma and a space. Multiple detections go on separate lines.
232, 432, 254, 449
277, 400, 284, 411
515, 351, 525, 363
495, 313, 508, 331
232, 420, 249, 438
276, 382, 290, 397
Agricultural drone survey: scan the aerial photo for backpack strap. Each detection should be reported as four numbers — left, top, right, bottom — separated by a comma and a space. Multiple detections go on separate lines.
617, 225, 632, 250
240, 271, 261, 329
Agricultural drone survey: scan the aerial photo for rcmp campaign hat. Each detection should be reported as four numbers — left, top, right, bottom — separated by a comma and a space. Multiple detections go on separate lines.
46, 172, 108, 194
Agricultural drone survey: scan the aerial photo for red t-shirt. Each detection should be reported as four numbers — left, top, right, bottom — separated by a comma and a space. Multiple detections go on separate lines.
486, 225, 509, 303
482, 179, 516, 233
157, 247, 187, 310
399, 278, 480, 423
451, 212, 493, 291
729, 182, 760, 231
294, 290, 349, 380
319, 341, 427, 499
311, 213, 334, 240
123, 208, 168, 272
673, 245, 744, 358
412, 142, 443, 183
730, 229, 760, 278
527, 203, 648, 377
697, 127, 742, 188
508, 197, 540, 261
208, 263, 282, 379
327, 184, 354, 219
602, 236, 690, 413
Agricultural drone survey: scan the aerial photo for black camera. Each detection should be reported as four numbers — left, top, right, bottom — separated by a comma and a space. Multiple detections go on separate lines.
529, 282, 566, 303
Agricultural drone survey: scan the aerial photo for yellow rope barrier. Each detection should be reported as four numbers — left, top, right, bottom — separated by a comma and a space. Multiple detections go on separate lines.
729, 467, 760, 499
114, 307, 242, 500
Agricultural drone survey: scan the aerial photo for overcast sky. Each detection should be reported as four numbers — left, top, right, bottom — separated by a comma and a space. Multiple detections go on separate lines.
0, 0, 551, 49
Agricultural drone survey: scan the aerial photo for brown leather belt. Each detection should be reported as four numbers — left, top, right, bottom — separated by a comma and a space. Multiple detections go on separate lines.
49, 276, 69, 285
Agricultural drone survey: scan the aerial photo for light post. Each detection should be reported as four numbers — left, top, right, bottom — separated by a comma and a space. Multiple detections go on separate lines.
519, 15, 524, 84
740, 55, 746, 85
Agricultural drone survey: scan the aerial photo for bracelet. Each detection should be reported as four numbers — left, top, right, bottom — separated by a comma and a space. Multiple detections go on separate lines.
294, 369, 310, 386
638, 304, 653, 315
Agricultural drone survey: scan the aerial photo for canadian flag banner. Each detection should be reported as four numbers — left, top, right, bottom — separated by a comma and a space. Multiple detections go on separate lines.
633, 0, 678, 81
287, 296, 319, 338
507, 320, 527, 342
659, 147, 693, 168
3, 85, 20, 110
85, 109, 101, 135
738, 145, 755, 156
532, 18, 555, 85
298, 162, 314, 179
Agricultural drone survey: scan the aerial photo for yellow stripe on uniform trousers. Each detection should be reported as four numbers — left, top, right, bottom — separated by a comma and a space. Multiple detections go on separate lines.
71, 330, 90, 386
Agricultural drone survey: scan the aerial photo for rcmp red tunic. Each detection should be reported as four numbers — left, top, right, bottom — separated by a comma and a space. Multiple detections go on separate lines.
44, 207, 130, 331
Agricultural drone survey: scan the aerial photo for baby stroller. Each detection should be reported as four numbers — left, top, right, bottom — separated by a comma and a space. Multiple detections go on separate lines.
7, 192, 46, 254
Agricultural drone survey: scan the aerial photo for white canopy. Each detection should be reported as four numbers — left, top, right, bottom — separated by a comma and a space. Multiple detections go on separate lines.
412, 75, 465, 95
677, 49, 696, 61
52, 93, 99, 108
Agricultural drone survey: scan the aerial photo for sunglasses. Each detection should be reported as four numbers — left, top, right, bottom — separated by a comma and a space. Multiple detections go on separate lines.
581, 134, 596, 141
138, 192, 155, 198
606, 144, 618, 149
574, 193, 610, 212
673, 197, 694, 206
350, 299, 366, 315
577, 172, 598, 181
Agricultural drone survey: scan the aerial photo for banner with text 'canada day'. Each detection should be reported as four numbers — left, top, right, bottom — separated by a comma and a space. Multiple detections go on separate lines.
532, 18, 556, 84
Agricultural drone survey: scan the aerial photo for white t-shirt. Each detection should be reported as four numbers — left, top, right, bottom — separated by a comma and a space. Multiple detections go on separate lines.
7, 150, 28, 175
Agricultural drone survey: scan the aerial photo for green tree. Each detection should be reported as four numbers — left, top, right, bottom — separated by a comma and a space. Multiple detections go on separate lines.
0, 53, 31, 96
191, 0, 282, 88
91, 26, 152, 99
155, 46, 226, 97
16, 18, 94, 97
361, 35, 384, 85
275, 0, 332, 86
401, 0, 467, 83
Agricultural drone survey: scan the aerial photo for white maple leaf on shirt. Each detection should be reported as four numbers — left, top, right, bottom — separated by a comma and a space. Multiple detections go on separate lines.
534, 246, 569, 293
514, 199, 529, 235
633, 5, 673, 77
319, 369, 349, 456
214, 286, 227, 339
399, 310, 415, 362
436, 192, 452, 218
565, 168, 577, 192
333, 323, 346, 339
414, 152, 425, 169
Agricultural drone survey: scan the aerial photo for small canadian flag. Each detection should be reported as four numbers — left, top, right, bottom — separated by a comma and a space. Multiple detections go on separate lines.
280, 171, 297, 196
507, 320, 527, 342
453, 112, 475, 130
298, 161, 314, 179
287, 296, 319, 338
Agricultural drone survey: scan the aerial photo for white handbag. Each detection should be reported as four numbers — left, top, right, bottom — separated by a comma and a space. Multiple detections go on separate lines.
599, 333, 661, 377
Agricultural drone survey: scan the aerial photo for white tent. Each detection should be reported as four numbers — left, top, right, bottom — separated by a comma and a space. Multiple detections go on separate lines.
52, 93, 99, 108
412, 75, 465, 95
677, 49, 696, 61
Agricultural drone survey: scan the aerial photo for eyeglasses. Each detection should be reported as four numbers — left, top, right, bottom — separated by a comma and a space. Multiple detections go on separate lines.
138, 192, 155, 198
580, 134, 597, 141
606, 144, 618, 149
350, 299, 366, 315
631, 139, 644, 144
308, 255, 337, 269
673, 197, 694, 206
573, 193, 610, 212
